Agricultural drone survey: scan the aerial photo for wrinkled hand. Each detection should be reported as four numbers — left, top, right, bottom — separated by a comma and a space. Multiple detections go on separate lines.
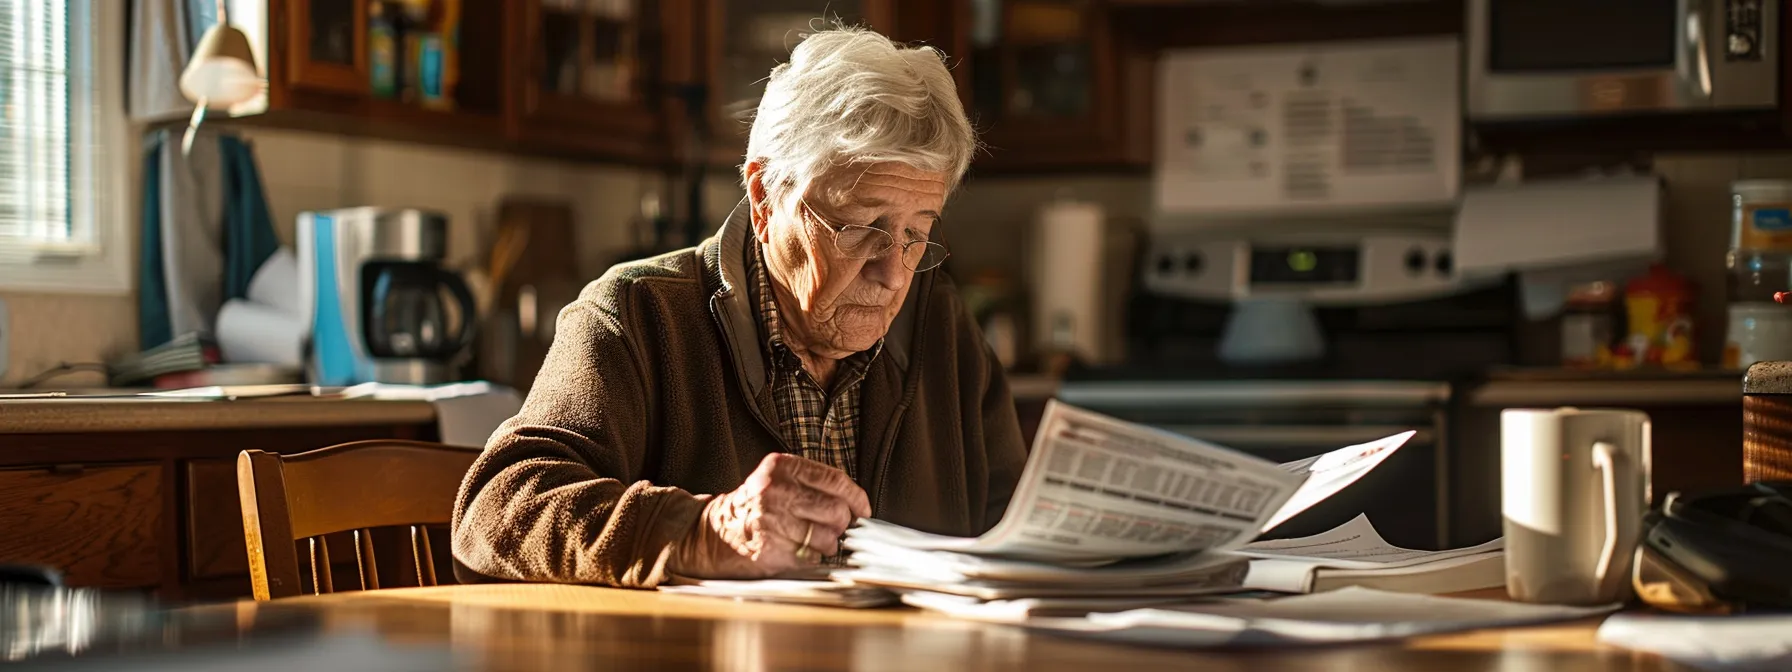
670, 453, 872, 579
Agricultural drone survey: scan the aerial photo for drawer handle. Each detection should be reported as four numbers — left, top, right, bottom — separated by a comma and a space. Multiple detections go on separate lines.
48, 464, 85, 476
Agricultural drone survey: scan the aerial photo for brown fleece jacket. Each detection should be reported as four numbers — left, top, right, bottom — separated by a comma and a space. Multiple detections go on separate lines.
449, 206, 1029, 588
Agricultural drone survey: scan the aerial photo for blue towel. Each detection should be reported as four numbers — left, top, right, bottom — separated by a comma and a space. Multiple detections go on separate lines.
138, 137, 171, 349
220, 134, 279, 302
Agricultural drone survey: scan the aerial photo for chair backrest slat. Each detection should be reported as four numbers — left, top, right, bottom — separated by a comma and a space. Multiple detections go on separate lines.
354, 528, 380, 591
237, 441, 478, 600
411, 525, 438, 587
309, 536, 333, 595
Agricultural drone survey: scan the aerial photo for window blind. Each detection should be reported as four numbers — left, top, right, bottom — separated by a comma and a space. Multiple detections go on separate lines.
0, 0, 92, 257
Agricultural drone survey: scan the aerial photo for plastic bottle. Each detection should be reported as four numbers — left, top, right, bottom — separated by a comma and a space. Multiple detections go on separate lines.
369, 2, 397, 99
1726, 180, 1792, 368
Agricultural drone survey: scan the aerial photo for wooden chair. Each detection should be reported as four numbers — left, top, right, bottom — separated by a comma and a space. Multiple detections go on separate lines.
236, 440, 479, 600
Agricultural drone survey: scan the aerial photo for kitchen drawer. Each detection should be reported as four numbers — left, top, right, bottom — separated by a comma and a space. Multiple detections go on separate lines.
187, 459, 247, 580
0, 463, 163, 588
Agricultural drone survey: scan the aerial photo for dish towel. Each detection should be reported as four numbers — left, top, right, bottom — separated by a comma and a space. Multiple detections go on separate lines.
140, 128, 280, 350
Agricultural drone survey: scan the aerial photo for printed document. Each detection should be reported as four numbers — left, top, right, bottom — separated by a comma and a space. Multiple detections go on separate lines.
848, 401, 1414, 562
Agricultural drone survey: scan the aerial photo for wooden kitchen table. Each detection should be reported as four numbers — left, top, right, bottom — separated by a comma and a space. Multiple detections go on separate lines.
10, 584, 1681, 671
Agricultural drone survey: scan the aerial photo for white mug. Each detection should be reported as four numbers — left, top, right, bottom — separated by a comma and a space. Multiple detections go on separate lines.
1501, 407, 1651, 605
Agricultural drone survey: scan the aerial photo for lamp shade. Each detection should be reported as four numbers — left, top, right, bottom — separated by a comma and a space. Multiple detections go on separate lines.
179, 22, 262, 108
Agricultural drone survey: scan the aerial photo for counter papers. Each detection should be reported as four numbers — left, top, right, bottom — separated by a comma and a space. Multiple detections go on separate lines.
1022, 587, 1617, 648
845, 400, 1413, 563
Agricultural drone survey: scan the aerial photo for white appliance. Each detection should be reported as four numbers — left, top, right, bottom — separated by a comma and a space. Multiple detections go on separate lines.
1468, 0, 1778, 122
1455, 174, 1665, 319
1155, 36, 1461, 217
1150, 37, 1474, 364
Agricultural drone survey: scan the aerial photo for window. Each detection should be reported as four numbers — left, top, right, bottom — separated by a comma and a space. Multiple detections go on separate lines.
0, 0, 129, 293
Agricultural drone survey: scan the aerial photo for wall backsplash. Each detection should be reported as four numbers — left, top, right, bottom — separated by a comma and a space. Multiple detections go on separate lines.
3, 139, 1784, 386
2, 127, 658, 386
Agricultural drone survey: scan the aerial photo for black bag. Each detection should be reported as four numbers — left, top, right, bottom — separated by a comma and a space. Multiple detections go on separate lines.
1634, 481, 1792, 613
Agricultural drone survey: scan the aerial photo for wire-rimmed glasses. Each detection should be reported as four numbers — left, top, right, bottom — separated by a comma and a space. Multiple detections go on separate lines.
801, 199, 950, 272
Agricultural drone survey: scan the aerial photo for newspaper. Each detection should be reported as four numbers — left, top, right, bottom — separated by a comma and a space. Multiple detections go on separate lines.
848, 400, 1414, 562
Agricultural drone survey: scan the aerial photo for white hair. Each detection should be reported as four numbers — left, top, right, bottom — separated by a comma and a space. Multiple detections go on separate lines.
743, 26, 977, 206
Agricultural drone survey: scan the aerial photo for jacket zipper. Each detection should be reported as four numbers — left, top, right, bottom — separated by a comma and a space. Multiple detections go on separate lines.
869, 272, 933, 515
709, 293, 797, 456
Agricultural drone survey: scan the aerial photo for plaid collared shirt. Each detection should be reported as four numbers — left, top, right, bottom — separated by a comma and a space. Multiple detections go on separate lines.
749, 243, 883, 484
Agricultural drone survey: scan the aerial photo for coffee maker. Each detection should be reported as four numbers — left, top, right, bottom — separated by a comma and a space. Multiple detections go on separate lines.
297, 207, 476, 386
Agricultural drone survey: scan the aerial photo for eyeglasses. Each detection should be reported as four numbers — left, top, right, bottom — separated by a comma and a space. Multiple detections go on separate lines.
801, 199, 950, 273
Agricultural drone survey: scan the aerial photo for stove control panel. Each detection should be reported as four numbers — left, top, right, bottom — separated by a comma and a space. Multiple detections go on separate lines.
1144, 233, 1482, 305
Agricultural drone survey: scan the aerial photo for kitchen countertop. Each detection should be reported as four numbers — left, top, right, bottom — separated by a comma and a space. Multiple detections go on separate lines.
1467, 368, 1742, 406
0, 395, 438, 434
1005, 374, 1060, 400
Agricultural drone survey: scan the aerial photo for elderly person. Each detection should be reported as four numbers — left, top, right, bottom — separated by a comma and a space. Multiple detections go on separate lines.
451, 27, 1027, 587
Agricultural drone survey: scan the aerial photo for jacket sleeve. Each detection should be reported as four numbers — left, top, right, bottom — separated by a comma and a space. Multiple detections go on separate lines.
970, 319, 1029, 534
451, 281, 704, 588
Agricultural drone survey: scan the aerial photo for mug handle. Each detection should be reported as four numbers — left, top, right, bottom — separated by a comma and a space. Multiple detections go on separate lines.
1591, 441, 1623, 584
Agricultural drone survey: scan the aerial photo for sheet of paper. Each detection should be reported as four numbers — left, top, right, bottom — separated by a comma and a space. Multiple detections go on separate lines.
841, 538, 1244, 586
659, 579, 897, 608
1599, 613, 1792, 672
836, 568, 1250, 601
1026, 587, 1616, 648
848, 401, 1305, 561
1262, 432, 1414, 533
140, 384, 314, 399
1238, 514, 1502, 569
901, 592, 1216, 622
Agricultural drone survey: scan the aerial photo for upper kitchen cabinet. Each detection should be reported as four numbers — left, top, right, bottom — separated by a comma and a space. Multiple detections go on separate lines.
262, 0, 509, 141
701, 0, 905, 163
952, 0, 1151, 171
504, 0, 674, 161
246, 0, 669, 161
284, 0, 367, 95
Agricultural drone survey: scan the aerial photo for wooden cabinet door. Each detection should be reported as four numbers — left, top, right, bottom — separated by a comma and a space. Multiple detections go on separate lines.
0, 464, 164, 589
953, 0, 1148, 170
700, 0, 899, 162
506, 0, 670, 160
280, 0, 372, 96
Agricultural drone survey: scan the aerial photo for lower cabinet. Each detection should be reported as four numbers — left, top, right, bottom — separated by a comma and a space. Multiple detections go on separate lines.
1, 418, 436, 601
0, 464, 163, 589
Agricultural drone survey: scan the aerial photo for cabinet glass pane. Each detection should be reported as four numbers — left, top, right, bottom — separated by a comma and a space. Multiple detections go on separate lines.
970, 0, 1003, 124
980, 1, 1093, 121
538, 0, 644, 103
310, 0, 357, 65
720, 0, 867, 122
1011, 43, 1090, 118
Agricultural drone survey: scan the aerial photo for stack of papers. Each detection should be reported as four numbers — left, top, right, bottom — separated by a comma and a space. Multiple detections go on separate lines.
1025, 587, 1617, 648
1236, 514, 1505, 594
834, 401, 1414, 614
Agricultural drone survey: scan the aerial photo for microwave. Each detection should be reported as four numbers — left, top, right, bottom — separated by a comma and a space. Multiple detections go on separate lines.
1468, 0, 1779, 120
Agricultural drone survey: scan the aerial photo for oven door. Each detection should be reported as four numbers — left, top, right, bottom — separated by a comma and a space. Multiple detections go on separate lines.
1056, 380, 1451, 549
1468, 0, 1778, 119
